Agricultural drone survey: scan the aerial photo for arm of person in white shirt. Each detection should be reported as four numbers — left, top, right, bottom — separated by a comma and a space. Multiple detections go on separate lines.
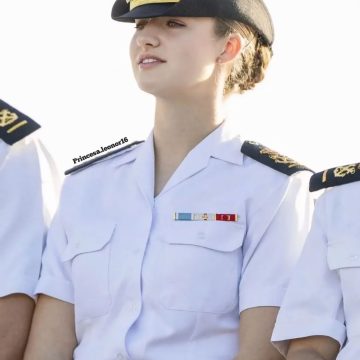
0, 138, 54, 360
0, 295, 35, 360
235, 307, 284, 360
24, 294, 77, 360
286, 336, 340, 360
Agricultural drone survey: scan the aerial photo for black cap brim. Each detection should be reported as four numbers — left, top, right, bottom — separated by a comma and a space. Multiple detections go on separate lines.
111, 0, 274, 46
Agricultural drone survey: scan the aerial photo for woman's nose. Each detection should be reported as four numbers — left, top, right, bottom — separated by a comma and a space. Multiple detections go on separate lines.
136, 27, 160, 48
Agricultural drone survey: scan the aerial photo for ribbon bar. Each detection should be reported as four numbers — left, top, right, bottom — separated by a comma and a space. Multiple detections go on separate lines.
174, 213, 238, 222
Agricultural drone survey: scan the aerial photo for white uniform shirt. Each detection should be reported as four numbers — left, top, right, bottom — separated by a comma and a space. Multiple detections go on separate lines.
272, 180, 360, 359
36, 121, 313, 360
0, 134, 60, 298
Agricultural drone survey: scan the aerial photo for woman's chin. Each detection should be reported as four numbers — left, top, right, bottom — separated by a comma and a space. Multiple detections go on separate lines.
137, 83, 179, 99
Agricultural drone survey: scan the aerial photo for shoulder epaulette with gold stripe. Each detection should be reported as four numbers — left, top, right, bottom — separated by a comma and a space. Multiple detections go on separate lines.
65, 140, 144, 176
0, 99, 41, 145
309, 163, 360, 192
241, 140, 313, 176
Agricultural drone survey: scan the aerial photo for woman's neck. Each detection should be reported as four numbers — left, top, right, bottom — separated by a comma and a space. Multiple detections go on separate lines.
153, 95, 225, 157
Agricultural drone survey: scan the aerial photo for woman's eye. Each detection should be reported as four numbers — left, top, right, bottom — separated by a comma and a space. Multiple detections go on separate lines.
167, 20, 184, 27
135, 20, 149, 30
134, 20, 184, 30
134, 23, 146, 30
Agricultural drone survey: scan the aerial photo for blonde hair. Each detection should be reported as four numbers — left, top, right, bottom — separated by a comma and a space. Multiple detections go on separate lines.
214, 18, 273, 95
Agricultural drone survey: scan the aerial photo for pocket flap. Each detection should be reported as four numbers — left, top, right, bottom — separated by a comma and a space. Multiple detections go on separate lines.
61, 221, 116, 261
327, 236, 360, 270
164, 221, 246, 252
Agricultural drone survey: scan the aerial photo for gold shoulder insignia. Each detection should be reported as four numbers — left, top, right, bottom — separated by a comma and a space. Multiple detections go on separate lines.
241, 140, 313, 176
65, 140, 144, 176
310, 163, 360, 192
0, 99, 41, 145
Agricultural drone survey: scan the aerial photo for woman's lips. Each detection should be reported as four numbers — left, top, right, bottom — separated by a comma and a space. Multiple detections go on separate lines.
138, 60, 165, 69
137, 53, 166, 69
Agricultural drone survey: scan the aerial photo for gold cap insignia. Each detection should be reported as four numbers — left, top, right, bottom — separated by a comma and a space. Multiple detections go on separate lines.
126, 0, 180, 11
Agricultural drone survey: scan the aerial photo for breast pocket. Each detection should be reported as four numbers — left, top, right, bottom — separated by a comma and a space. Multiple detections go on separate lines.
159, 221, 245, 314
61, 221, 116, 321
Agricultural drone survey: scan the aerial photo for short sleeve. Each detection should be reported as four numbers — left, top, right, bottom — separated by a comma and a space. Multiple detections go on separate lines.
0, 140, 45, 298
35, 211, 74, 304
271, 195, 346, 357
239, 171, 314, 313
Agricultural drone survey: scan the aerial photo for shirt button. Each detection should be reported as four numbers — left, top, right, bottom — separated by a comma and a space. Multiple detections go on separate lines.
349, 255, 360, 261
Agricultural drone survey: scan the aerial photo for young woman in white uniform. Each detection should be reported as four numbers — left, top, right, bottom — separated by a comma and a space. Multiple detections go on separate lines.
272, 164, 360, 360
0, 99, 60, 359
25, 1, 314, 359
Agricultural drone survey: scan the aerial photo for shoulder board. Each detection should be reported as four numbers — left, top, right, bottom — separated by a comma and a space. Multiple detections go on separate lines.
241, 140, 313, 176
65, 140, 144, 176
309, 162, 360, 192
0, 99, 41, 145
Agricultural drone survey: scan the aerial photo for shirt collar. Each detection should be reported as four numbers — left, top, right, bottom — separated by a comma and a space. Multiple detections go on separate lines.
210, 120, 244, 166
138, 119, 244, 167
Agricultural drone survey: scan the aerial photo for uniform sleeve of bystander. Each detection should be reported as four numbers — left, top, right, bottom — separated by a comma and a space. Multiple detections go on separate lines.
0, 138, 48, 298
271, 193, 346, 357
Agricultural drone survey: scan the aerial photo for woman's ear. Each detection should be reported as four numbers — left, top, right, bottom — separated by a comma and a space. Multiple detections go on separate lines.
217, 33, 242, 64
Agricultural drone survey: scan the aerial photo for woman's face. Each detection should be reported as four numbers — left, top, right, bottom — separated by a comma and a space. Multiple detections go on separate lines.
130, 16, 226, 98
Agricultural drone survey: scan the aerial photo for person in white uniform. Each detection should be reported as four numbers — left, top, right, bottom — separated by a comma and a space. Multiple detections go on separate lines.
272, 163, 360, 360
25, 1, 314, 359
0, 99, 60, 359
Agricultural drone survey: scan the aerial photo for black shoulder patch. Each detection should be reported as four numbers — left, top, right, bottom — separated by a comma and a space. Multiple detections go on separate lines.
0, 99, 41, 145
65, 140, 144, 176
241, 140, 313, 176
309, 163, 360, 192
